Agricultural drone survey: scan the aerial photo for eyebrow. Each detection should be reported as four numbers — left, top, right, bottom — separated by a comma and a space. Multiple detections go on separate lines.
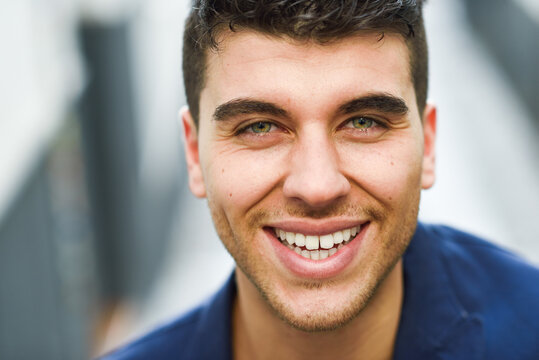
212, 93, 409, 122
337, 93, 409, 116
213, 98, 288, 122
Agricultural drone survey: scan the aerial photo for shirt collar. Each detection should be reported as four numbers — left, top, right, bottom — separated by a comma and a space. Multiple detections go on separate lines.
394, 222, 484, 359
184, 272, 236, 360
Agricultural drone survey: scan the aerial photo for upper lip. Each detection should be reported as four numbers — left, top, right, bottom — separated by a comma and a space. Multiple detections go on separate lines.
266, 218, 368, 236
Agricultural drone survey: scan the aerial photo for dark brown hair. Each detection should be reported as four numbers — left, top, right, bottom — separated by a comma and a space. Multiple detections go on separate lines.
183, 0, 428, 126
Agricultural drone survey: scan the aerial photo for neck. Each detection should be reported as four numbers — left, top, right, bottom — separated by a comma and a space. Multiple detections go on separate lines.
233, 261, 404, 360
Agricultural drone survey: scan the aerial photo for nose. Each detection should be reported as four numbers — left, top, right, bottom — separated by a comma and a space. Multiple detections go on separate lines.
283, 130, 351, 208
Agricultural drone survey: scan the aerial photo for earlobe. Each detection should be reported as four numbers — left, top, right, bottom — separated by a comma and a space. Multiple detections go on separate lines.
421, 103, 437, 189
181, 107, 207, 198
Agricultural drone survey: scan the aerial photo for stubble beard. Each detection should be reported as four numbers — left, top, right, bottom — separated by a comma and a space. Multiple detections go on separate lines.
207, 192, 420, 333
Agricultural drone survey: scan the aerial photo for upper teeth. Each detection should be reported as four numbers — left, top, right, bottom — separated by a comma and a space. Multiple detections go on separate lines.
275, 225, 359, 250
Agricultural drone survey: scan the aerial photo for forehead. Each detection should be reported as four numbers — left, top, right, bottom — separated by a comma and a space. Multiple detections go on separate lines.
200, 30, 415, 119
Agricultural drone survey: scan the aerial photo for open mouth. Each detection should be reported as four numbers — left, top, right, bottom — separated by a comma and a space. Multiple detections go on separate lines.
272, 224, 364, 260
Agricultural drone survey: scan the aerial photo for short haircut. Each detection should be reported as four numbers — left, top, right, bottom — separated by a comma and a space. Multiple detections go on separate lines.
183, 0, 428, 127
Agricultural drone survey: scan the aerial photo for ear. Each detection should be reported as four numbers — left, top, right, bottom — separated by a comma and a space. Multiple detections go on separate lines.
421, 103, 437, 189
181, 107, 207, 198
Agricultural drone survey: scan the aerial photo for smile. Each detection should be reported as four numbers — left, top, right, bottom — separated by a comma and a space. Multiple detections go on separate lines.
274, 225, 360, 260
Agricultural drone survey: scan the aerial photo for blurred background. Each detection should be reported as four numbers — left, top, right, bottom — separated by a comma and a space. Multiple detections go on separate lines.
1, 0, 538, 358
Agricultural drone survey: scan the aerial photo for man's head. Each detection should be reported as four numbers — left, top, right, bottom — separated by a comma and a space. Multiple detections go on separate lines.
183, 0, 429, 127
181, 0, 436, 332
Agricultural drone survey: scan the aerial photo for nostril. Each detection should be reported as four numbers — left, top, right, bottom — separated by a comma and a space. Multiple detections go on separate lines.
282, 171, 350, 207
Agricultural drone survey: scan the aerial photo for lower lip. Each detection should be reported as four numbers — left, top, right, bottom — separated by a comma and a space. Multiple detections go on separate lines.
267, 224, 369, 279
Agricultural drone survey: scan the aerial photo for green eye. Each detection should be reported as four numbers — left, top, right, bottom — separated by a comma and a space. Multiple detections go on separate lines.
250, 121, 272, 133
351, 117, 373, 129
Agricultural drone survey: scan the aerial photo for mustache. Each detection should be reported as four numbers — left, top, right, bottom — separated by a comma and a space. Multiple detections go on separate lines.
247, 201, 386, 227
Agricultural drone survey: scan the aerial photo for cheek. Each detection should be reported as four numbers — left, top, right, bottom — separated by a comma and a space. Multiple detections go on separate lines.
203, 145, 288, 214
339, 139, 423, 202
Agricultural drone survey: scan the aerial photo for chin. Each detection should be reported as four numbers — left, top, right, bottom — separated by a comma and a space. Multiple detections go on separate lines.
271, 290, 375, 333
246, 251, 398, 333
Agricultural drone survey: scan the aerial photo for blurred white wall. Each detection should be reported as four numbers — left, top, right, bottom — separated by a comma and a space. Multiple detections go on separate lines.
420, 0, 539, 261
0, 0, 82, 221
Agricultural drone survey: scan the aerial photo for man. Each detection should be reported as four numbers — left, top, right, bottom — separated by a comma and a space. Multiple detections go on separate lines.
103, 0, 539, 359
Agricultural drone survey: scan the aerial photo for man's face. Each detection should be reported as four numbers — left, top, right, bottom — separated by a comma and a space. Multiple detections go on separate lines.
183, 31, 436, 331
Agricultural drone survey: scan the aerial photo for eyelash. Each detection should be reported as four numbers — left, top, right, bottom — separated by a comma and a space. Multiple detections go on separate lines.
341, 116, 386, 132
235, 121, 280, 135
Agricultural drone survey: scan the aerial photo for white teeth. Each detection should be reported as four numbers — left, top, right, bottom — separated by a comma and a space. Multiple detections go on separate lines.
295, 233, 306, 247
285, 232, 295, 246
342, 228, 351, 242
319, 234, 334, 249
275, 224, 363, 259
333, 231, 344, 244
305, 235, 319, 250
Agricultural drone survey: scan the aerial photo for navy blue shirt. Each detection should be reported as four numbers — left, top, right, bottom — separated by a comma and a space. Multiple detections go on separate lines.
102, 223, 539, 359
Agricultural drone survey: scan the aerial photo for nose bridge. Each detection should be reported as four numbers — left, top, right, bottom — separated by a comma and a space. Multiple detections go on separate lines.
298, 130, 337, 175
283, 125, 350, 207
